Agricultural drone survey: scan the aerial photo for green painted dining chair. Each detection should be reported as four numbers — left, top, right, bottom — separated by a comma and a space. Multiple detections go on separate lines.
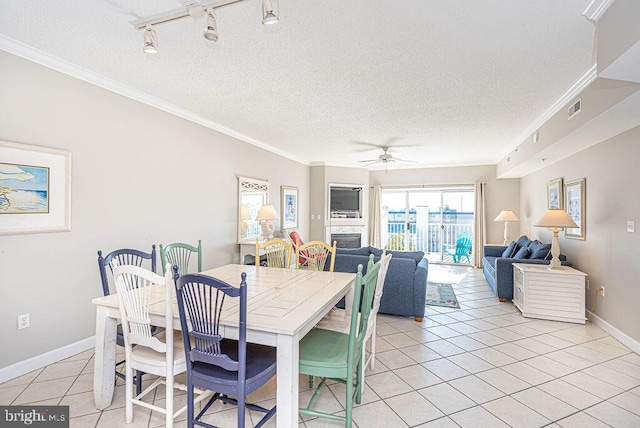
298, 254, 381, 427
443, 231, 473, 263
159, 240, 202, 275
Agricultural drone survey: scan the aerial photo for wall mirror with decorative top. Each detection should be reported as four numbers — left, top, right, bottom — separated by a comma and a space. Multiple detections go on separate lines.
238, 176, 269, 243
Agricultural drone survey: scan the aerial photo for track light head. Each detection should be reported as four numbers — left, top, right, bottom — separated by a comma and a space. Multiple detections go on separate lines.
143, 26, 158, 54
203, 10, 218, 42
262, 0, 279, 25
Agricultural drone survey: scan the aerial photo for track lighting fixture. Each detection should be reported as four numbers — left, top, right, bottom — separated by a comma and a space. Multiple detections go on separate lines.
132, 0, 280, 53
262, 0, 279, 25
143, 26, 158, 54
203, 10, 218, 42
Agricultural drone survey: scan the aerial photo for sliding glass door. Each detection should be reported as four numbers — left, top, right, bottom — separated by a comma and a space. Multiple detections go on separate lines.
381, 187, 475, 264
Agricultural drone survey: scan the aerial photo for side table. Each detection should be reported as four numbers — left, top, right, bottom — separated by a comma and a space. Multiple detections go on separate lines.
513, 263, 587, 324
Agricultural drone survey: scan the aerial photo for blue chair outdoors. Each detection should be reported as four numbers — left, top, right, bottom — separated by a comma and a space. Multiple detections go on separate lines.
97, 245, 157, 394
174, 268, 277, 428
443, 231, 473, 263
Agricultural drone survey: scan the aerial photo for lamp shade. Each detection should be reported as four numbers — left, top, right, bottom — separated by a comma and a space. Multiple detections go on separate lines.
534, 209, 578, 228
256, 204, 279, 221
240, 204, 251, 220
494, 210, 519, 222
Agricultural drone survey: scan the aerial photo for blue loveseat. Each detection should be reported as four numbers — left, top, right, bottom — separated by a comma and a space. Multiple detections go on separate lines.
482, 235, 572, 301
331, 247, 429, 321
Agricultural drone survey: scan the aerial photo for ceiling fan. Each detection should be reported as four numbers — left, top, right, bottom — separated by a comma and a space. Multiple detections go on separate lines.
358, 147, 418, 167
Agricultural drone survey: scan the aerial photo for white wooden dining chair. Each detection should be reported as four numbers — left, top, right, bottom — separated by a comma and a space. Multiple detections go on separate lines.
315, 251, 392, 392
113, 261, 209, 427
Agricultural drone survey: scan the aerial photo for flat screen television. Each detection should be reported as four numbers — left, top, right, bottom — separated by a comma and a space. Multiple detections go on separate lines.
330, 187, 362, 216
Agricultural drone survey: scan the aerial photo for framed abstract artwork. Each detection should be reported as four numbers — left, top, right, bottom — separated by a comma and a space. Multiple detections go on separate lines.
565, 178, 586, 240
0, 141, 71, 235
281, 185, 298, 231
547, 177, 564, 209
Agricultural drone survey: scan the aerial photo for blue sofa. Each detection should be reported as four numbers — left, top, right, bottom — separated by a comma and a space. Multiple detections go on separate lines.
331, 247, 429, 321
482, 235, 572, 301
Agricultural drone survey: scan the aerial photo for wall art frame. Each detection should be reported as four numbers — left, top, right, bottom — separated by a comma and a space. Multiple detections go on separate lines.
564, 177, 586, 240
281, 185, 298, 231
547, 177, 564, 210
0, 141, 71, 235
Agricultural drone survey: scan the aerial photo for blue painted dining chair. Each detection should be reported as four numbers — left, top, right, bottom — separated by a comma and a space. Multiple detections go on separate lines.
174, 268, 277, 428
97, 245, 157, 394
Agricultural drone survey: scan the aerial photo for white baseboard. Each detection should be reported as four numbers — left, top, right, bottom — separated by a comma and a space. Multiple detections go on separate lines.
586, 310, 640, 354
0, 336, 95, 384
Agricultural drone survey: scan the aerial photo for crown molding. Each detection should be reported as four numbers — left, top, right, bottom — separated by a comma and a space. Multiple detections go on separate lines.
582, 0, 615, 22
494, 63, 598, 164
0, 35, 310, 166
312, 159, 493, 170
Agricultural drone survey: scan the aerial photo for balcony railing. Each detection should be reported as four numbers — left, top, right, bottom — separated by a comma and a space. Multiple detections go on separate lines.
385, 222, 473, 257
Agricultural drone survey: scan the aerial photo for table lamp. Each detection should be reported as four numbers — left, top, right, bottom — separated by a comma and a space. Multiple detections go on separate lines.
240, 204, 251, 238
256, 204, 279, 239
494, 210, 520, 245
534, 209, 578, 269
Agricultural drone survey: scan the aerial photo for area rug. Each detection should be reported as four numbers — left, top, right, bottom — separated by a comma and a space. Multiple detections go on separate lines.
426, 282, 460, 309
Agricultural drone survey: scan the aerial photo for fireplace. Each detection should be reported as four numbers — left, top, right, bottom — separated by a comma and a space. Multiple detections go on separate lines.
331, 233, 361, 249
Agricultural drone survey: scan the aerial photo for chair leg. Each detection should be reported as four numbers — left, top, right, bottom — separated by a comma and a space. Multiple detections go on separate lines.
345, 371, 353, 428
125, 364, 133, 423
166, 371, 174, 428
136, 370, 143, 396
370, 324, 377, 370
187, 382, 194, 428
360, 343, 366, 398
238, 391, 245, 428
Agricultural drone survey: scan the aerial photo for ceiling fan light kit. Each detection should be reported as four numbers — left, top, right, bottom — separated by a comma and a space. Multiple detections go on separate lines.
132, 0, 279, 54
358, 147, 418, 169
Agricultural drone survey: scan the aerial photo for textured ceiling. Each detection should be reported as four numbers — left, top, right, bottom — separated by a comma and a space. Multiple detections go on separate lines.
0, 0, 596, 169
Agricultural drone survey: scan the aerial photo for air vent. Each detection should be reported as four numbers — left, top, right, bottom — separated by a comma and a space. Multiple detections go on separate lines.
568, 98, 582, 120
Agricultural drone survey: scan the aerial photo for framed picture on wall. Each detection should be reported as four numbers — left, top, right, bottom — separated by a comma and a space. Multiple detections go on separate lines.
547, 177, 564, 209
565, 178, 586, 240
0, 141, 71, 235
281, 185, 298, 231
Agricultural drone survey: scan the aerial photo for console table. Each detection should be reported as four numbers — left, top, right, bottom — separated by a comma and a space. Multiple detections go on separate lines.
513, 263, 587, 324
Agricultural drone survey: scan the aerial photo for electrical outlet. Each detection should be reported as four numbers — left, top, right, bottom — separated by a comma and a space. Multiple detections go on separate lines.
311, 214, 315, 220
600, 286, 606, 298
627, 221, 635, 233
17, 313, 30, 330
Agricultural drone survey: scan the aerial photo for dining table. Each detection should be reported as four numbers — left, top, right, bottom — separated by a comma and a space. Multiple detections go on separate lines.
92, 263, 356, 427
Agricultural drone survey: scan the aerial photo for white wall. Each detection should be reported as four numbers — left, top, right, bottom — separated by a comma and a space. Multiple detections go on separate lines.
0, 51, 310, 367
519, 126, 640, 343
370, 165, 520, 245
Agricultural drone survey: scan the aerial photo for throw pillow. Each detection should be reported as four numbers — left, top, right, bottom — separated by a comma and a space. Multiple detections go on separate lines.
529, 242, 552, 260
516, 235, 531, 249
502, 241, 518, 258
513, 246, 530, 259
369, 247, 383, 257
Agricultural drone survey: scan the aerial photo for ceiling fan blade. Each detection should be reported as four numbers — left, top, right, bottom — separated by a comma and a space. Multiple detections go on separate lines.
362, 161, 381, 167
393, 157, 419, 163
358, 159, 380, 163
352, 141, 383, 148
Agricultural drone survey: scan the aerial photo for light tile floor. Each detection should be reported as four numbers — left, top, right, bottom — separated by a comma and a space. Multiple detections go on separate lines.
2, 265, 640, 427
